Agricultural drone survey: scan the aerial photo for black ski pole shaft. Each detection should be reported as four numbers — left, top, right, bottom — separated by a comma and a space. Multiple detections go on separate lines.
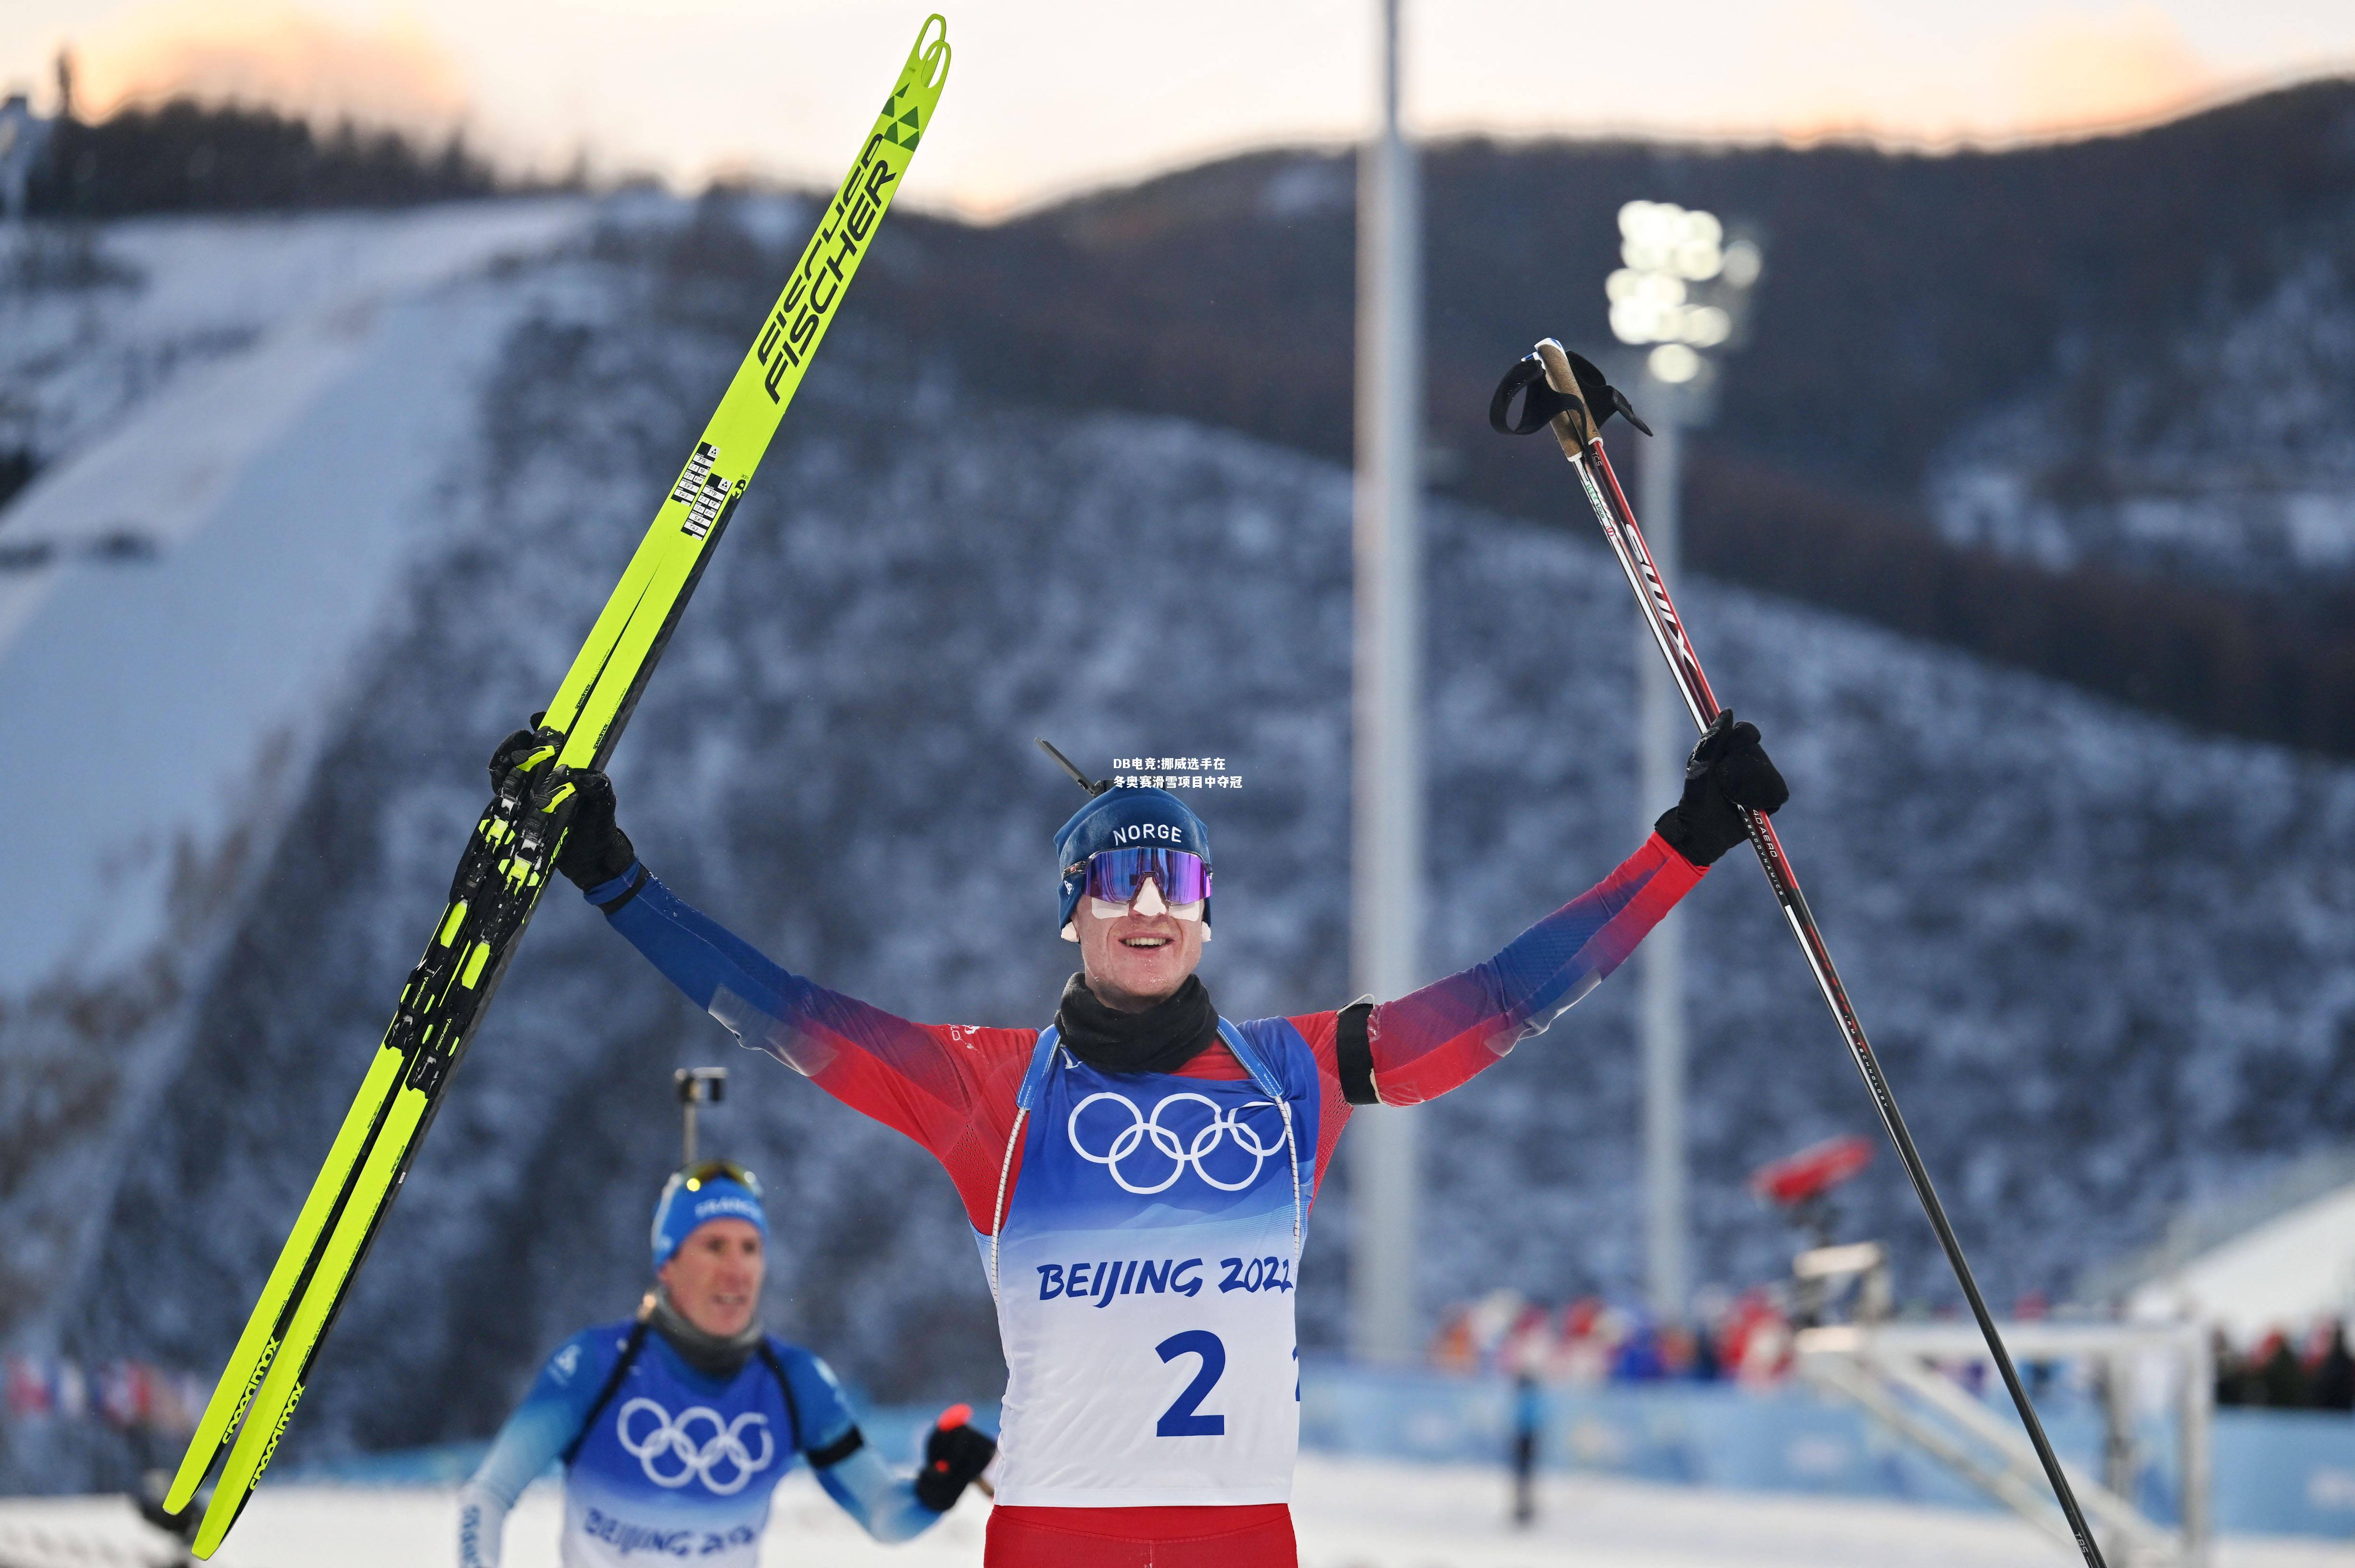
1503, 337, 2109, 1568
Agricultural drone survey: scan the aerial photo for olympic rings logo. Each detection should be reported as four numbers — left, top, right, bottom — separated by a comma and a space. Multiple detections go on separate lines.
614, 1398, 774, 1493
1068, 1091, 1284, 1195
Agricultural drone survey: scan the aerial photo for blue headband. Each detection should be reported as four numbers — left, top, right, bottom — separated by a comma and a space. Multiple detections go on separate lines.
1053, 786, 1213, 930
650, 1170, 768, 1270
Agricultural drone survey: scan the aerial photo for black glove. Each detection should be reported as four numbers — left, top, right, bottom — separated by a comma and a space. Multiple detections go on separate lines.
485, 723, 636, 892
915, 1405, 996, 1512
1654, 709, 1789, 867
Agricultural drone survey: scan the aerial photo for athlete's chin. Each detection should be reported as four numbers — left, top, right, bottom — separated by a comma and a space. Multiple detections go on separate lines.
1105, 953, 1191, 996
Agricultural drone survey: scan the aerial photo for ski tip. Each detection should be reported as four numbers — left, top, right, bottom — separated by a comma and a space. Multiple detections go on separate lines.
191, 1499, 236, 1558
908, 14, 951, 93
163, 1418, 229, 1514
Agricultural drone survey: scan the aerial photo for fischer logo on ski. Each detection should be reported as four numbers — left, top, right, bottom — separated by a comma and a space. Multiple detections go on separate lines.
755, 145, 902, 398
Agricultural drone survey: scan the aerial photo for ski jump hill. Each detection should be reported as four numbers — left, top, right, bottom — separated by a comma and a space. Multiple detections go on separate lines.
2, 116, 2354, 1493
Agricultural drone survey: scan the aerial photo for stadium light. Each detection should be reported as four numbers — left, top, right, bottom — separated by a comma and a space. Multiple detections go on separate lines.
1608, 200, 1758, 385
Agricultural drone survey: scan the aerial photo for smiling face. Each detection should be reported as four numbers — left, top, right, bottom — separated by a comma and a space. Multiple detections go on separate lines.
1076, 874, 1207, 1011
657, 1218, 764, 1338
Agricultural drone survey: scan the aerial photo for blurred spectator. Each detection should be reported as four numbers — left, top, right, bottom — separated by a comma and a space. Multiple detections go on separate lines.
2257, 1331, 2311, 1408
2213, 1331, 2253, 1407
1428, 1304, 1480, 1373
1, 1353, 201, 1437
1692, 1321, 1723, 1381
1509, 1374, 1543, 1527
1719, 1289, 1796, 1387
2310, 1322, 2355, 1412
1657, 1323, 1698, 1379
1430, 1284, 1794, 1388
1611, 1319, 1667, 1382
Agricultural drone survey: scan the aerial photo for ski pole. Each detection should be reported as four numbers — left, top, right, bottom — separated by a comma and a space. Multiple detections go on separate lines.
1490, 337, 2111, 1568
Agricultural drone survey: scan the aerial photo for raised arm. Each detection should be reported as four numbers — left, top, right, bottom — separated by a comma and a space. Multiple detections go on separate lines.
490, 740, 1037, 1228
1364, 712, 1789, 1106
584, 867, 1031, 1224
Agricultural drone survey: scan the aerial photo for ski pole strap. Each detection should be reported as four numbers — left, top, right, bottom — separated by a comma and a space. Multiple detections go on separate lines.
757, 1342, 866, 1469
561, 1318, 652, 1468
1487, 346, 1654, 440
1488, 353, 1578, 436
1335, 999, 1378, 1106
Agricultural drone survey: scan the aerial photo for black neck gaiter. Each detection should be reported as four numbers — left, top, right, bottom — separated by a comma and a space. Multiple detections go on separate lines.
1055, 972, 1220, 1075
651, 1287, 765, 1381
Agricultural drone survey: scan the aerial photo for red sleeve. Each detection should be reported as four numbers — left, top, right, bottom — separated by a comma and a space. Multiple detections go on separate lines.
596, 869, 1042, 1231
801, 1019, 1038, 1233
1365, 832, 1702, 1106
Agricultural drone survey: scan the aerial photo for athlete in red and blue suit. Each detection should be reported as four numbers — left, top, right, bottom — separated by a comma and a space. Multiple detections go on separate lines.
498, 712, 1787, 1568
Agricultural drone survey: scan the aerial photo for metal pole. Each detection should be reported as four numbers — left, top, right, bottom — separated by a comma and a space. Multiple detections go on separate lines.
676, 1067, 725, 1167
1349, 0, 1423, 1367
2181, 1323, 2214, 1567
1637, 403, 1688, 1324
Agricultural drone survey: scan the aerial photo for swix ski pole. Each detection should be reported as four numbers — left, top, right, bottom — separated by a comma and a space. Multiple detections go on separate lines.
1490, 337, 2109, 1568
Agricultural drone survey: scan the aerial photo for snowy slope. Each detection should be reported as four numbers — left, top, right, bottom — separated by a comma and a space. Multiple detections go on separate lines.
0, 200, 589, 1413
7, 203, 2355, 1492
0, 200, 588, 985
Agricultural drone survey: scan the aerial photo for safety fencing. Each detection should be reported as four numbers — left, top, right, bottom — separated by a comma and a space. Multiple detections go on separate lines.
1297, 1361, 2355, 1540
262, 1369, 2355, 1540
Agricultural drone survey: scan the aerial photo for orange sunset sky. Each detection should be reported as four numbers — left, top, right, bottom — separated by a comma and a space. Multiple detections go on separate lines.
3, 1, 2351, 215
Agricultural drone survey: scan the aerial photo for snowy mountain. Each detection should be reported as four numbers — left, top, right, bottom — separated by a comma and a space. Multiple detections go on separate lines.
850, 85, 2355, 760
1928, 207, 2355, 594
5, 197, 2355, 1493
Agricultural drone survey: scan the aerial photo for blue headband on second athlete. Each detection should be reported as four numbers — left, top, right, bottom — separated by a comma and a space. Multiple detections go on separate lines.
650, 1162, 768, 1270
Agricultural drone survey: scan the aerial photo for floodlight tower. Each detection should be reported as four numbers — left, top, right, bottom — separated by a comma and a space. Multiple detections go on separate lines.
1350, 0, 1422, 1367
1606, 202, 1759, 1324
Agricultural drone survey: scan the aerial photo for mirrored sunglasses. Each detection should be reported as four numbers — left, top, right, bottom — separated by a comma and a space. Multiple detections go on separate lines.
1076, 846, 1211, 908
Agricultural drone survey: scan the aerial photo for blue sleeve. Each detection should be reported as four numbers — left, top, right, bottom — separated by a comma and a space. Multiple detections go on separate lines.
586, 862, 793, 1018
459, 1328, 622, 1567
773, 1346, 942, 1543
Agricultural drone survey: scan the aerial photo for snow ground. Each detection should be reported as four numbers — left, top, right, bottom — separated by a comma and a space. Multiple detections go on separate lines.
1, 1456, 2348, 1568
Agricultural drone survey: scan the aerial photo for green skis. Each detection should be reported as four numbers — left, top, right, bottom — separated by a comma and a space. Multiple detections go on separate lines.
165, 18, 952, 1555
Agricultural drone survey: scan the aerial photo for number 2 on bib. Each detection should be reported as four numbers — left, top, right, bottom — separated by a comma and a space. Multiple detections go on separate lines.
1154, 1330, 1226, 1437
